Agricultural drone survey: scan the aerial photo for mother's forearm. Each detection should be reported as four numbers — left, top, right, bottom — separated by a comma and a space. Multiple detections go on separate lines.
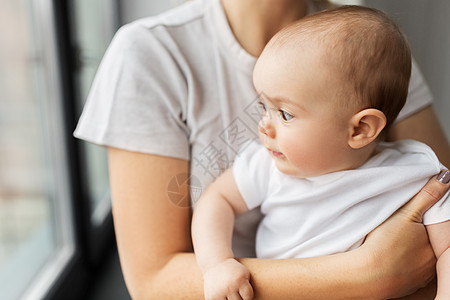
395, 278, 437, 300
134, 252, 204, 299
140, 249, 379, 300
240, 248, 378, 300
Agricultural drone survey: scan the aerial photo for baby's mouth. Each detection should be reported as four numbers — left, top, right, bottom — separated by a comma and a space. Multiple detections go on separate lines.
268, 148, 284, 158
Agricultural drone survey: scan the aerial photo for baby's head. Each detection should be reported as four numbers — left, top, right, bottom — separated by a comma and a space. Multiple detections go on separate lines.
254, 5, 411, 178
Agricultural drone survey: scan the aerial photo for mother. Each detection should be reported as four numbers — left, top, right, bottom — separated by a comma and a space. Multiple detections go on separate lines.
75, 0, 450, 298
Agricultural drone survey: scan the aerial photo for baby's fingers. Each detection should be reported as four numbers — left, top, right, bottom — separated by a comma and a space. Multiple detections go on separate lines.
239, 281, 254, 300
227, 293, 242, 300
225, 282, 253, 300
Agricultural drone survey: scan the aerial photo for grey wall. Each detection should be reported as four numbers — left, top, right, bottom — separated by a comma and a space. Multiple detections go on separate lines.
119, 0, 179, 23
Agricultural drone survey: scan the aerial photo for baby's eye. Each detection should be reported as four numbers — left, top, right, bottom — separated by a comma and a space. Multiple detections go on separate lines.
257, 100, 267, 114
257, 100, 266, 110
280, 110, 294, 121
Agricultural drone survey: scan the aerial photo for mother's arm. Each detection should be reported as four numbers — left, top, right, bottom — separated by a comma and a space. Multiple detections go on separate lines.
108, 147, 448, 300
387, 105, 450, 167
108, 148, 202, 299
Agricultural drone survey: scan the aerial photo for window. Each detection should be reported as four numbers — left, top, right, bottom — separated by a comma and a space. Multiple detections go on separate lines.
0, 0, 75, 299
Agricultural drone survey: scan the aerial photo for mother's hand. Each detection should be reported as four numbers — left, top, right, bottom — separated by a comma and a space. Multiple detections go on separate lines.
361, 170, 450, 299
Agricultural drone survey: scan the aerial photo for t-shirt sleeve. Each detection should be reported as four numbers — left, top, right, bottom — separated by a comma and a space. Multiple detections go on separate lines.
395, 57, 434, 122
73, 22, 190, 160
232, 142, 271, 210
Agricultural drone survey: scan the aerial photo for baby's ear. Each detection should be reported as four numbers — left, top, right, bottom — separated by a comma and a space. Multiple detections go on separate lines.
348, 109, 386, 149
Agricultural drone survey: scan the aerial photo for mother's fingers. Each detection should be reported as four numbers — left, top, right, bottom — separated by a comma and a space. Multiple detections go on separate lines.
400, 170, 450, 222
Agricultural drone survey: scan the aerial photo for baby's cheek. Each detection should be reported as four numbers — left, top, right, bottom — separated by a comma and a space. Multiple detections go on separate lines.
281, 140, 308, 165
282, 139, 327, 174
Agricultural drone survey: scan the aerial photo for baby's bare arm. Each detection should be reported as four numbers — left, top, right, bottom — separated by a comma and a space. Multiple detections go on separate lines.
192, 168, 248, 271
191, 168, 253, 299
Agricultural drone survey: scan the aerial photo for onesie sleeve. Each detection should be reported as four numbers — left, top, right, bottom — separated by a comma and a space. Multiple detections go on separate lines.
232, 141, 271, 210
74, 22, 190, 160
395, 58, 434, 122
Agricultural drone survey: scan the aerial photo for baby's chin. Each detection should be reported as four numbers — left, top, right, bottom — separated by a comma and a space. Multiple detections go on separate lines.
274, 162, 312, 179
274, 161, 334, 179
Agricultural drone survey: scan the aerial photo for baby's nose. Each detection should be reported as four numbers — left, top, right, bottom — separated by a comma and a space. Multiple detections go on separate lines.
258, 118, 275, 138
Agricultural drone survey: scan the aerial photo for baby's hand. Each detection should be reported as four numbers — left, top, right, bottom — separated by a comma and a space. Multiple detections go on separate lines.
203, 258, 254, 300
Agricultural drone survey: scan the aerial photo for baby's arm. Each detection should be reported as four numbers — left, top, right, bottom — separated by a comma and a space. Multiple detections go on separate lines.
192, 168, 254, 300
426, 220, 450, 300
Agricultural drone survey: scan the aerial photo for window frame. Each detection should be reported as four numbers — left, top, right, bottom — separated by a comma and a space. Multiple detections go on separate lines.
46, 0, 120, 298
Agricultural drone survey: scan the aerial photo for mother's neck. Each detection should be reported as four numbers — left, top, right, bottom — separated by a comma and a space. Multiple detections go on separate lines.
220, 0, 308, 57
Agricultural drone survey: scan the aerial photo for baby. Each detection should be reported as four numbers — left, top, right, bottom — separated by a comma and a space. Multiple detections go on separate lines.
192, 6, 450, 300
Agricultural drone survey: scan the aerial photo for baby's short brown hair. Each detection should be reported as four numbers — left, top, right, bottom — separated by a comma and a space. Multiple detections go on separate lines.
266, 5, 412, 130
